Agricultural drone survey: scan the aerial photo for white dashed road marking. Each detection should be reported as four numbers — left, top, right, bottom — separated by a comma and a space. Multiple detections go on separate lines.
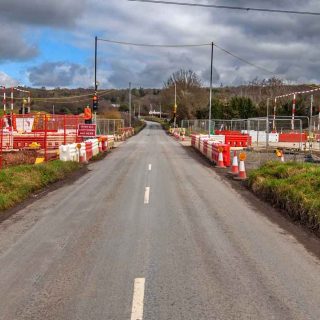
131, 278, 145, 320
144, 187, 150, 204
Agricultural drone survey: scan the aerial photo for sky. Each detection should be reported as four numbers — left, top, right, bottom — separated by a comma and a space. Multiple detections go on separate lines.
1, 0, 320, 89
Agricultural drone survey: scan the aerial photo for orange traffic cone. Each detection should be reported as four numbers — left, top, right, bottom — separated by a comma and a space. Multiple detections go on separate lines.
217, 148, 226, 168
235, 160, 247, 180
229, 151, 239, 175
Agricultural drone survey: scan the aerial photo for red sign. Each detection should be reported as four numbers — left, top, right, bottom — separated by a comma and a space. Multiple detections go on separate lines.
78, 124, 96, 137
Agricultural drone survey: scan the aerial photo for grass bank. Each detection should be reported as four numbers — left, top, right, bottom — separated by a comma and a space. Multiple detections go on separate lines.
0, 161, 82, 211
249, 162, 320, 231
133, 120, 146, 134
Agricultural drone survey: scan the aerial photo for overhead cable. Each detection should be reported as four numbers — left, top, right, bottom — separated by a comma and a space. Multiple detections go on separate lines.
98, 37, 277, 75
128, 0, 320, 16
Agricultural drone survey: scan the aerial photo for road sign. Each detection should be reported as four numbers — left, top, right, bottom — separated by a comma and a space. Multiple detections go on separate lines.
239, 152, 247, 161
78, 124, 96, 137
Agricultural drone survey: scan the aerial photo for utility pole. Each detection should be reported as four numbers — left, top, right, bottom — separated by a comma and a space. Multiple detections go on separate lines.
138, 104, 141, 118
160, 103, 162, 119
52, 104, 55, 115
209, 42, 214, 137
266, 98, 270, 149
129, 82, 132, 127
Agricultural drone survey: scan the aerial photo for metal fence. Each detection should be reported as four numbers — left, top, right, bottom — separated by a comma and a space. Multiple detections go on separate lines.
181, 119, 248, 133
95, 119, 124, 135
246, 117, 303, 149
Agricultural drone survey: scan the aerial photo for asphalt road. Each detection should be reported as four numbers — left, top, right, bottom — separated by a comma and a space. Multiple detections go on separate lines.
0, 121, 320, 320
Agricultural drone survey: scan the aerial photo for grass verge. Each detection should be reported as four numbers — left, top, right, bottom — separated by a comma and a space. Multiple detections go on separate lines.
134, 120, 146, 134
248, 161, 320, 231
0, 160, 82, 211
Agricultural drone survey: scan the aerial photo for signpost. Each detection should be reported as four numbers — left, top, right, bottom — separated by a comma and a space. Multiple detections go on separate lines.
78, 124, 96, 137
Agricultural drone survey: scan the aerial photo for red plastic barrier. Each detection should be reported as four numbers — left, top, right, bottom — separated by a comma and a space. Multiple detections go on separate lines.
13, 133, 80, 150
225, 135, 252, 147
279, 133, 307, 143
13, 135, 45, 149
211, 144, 231, 167
215, 130, 241, 135
85, 141, 93, 160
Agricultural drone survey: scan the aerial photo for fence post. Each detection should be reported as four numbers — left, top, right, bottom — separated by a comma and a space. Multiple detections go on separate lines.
63, 114, 67, 145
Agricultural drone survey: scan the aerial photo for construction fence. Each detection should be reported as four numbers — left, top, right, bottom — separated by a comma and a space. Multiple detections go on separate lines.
180, 117, 315, 168
96, 119, 124, 135
0, 114, 130, 169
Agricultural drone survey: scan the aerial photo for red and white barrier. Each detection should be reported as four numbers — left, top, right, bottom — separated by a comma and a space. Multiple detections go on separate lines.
191, 134, 231, 167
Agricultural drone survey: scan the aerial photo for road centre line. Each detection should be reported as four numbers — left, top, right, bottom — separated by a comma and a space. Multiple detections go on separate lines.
148, 164, 152, 171
144, 187, 150, 204
130, 278, 145, 320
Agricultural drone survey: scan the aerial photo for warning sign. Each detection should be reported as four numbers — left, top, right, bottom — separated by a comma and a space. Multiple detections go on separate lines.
78, 124, 96, 137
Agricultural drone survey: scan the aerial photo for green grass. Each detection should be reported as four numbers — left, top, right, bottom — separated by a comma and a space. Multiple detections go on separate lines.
0, 161, 82, 211
249, 162, 320, 230
133, 120, 146, 134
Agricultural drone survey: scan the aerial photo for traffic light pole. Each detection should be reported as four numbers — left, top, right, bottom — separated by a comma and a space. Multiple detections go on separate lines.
94, 36, 98, 92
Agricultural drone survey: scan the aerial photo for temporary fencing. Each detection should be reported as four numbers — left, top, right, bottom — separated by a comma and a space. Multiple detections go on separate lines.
181, 119, 247, 134
96, 119, 124, 135
0, 113, 87, 168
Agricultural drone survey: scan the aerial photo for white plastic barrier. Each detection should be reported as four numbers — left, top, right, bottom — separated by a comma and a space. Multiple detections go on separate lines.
242, 130, 279, 143
59, 144, 78, 162
107, 135, 115, 148
199, 137, 207, 153
59, 142, 87, 162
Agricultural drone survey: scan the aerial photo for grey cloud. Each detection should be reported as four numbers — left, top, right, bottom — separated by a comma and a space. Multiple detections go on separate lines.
0, 24, 38, 62
107, 51, 206, 88
0, 0, 87, 27
201, 66, 220, 84
93, 0, 320, 87
108, 61, 138, 88
28, 62, 88, 87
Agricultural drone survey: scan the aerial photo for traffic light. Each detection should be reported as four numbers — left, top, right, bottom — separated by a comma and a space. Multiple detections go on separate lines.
93, 94, 98, 112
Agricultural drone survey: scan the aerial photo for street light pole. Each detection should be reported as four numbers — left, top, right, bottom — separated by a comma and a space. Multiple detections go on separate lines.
173, 82, 177, 128
129, 82, 132, 127
209, 42, 214, 137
